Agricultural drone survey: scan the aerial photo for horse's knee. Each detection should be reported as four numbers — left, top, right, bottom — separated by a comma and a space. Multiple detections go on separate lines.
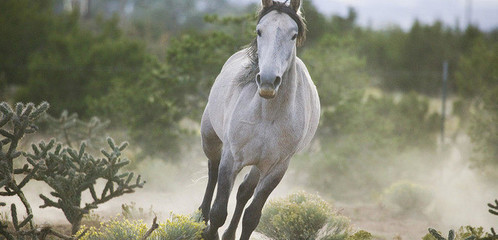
236, 182, 255, 203
237, 168, 260, 202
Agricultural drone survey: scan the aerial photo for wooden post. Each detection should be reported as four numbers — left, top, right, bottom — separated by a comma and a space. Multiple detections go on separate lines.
441, 61, 448, 148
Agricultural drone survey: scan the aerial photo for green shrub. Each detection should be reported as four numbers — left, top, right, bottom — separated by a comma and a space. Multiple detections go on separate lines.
381, 181, 432, 214
149, 214, 204, 240
345, 230, 373, 240
257, 192, 351, 240
77, 213, 205, 240
77, 218, 148, 240
456, 226, 493, 240
423, 226, 494, 240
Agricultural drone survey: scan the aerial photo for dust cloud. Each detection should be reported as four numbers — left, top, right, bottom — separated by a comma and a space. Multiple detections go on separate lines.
2, 133, 496, 239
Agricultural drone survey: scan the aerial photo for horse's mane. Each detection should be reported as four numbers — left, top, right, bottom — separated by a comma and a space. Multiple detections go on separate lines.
246, 1, 307, 67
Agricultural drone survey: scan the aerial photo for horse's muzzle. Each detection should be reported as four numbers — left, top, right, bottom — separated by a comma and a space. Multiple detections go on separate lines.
259, 87, 276, 99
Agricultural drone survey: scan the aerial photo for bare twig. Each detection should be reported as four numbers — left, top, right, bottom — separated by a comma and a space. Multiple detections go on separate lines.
141, 216, 159, 240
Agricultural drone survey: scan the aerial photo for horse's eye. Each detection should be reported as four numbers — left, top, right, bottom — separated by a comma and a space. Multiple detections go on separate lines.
257, 30, 262, 37
291, 34, 297, 40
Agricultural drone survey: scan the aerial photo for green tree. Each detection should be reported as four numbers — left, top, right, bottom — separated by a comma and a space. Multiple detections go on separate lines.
16, 13, 148, 116
395, 21, 459, 94
300, 0, 329, 44
91, 56, 188, 157
301, 34, 369, 136
455, 39, 498, 170
0, 0, 53, 86
93, 28, 243, 157
165, 31, 239, 115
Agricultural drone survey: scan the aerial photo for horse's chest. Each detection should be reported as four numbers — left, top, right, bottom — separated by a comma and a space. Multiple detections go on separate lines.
227, 112, 303, 166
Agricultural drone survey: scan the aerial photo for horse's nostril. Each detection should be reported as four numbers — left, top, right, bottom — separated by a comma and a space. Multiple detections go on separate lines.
256, 74, 262, 86
274, 76, 281, 87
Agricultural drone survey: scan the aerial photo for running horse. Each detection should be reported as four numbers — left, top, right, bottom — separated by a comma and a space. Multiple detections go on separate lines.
199, 0, 320, 239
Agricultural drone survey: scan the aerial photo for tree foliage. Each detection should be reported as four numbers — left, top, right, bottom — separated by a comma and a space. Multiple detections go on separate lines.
455, 39, 498, 170
91, 15, 252, 156
0, 0, 53, 86
15, 13, 148, 116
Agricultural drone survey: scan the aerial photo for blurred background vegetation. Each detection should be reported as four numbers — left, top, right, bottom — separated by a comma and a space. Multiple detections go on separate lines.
1, 0, 497, 202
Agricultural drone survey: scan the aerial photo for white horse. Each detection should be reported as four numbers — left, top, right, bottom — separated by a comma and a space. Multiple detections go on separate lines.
199, 0, 320, 239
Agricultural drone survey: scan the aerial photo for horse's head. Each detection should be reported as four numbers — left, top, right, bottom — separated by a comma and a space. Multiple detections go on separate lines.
255, 0, 305, 99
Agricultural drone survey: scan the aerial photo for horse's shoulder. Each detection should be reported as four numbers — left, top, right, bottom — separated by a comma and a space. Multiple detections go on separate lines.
295, 57, 310, 77
221, 49, 250, 70
294, 57, 317, 92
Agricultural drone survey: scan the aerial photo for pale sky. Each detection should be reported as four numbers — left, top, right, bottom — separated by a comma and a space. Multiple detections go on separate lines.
231, 0, 498, 31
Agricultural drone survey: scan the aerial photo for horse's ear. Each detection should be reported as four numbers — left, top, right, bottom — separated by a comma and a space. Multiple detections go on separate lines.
290, 0, 301, 12
262, 0, 273, 8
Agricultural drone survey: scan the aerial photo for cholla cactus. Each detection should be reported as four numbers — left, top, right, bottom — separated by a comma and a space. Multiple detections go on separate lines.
1, 102, 146, 239
428, 229, 465, 240
25, 137, 145, 234
41, 110, 110, 149
427, 200, 498, 240
489, 199, 498, 216
0, 102, 49, 239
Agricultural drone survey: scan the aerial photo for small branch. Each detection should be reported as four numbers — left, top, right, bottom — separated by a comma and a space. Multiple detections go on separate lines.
12, 184, 35, 230
18, 165, 39, 189
141, 216, 159, 240
39, 194, 61, 208
488, 199, 498, 216
0, 228, 15, 240
0, 191, 17, 196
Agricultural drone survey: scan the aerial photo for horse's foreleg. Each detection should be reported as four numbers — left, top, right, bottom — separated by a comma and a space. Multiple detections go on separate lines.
222, 166, 260, 240
200, 158, 220, 222
205, 152, 238, 240
239, 164, 288, 240
199, 110, 222, 222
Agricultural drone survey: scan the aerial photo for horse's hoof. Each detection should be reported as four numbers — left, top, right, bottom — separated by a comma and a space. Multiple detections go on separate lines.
221, 230, 235, 240
202, 227, 220, 240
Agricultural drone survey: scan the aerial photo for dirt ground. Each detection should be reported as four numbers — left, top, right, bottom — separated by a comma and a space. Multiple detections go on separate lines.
4, 203, 440, 240
337, 203, 440, 240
